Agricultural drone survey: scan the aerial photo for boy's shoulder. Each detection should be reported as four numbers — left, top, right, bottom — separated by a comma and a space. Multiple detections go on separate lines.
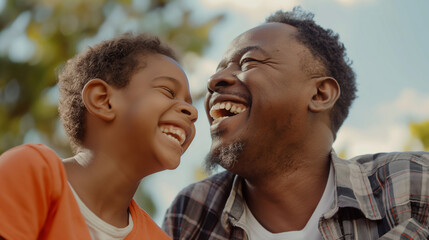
128, 200, 171, 239
0, 143, 63, 175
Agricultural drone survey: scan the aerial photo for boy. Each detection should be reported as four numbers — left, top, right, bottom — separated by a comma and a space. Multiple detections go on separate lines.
0, 33, 197, 239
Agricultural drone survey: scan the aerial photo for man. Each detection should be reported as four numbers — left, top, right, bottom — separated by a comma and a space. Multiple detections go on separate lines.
163, 7, 429, 240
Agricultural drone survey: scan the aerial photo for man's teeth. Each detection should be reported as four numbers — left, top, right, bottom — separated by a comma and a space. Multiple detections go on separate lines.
213, 116, 229, 125
160, 125, 186, 145
209, 101, 247, 121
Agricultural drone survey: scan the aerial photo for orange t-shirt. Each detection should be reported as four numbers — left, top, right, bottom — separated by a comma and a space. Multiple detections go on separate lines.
0, 143, 171, 240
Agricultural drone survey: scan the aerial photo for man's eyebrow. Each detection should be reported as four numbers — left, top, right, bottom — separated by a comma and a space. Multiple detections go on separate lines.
217, 46, 265, 70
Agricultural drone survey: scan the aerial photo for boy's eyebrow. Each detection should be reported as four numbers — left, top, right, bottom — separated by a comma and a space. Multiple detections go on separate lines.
153, 76, 193, 104
216, 45, 266, 71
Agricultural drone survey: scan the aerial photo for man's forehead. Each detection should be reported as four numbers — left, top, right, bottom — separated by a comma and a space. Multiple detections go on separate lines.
234, 22, 297, 44
218, 23, 299, 67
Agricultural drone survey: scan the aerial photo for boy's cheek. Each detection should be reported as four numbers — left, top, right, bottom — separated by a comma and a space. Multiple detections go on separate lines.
183, 127, 197, 154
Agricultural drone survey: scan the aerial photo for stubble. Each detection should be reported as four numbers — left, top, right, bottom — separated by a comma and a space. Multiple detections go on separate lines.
204, 141, 246, 173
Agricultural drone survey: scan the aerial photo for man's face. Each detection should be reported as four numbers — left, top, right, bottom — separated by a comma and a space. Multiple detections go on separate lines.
204, 23, 317, 176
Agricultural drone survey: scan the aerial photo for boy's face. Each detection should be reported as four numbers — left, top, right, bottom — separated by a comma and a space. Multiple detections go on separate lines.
113, 54, 197, 174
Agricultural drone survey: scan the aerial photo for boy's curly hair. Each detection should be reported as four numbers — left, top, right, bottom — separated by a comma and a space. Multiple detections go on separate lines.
58, 33, 177, 152
266, 7, 357, 137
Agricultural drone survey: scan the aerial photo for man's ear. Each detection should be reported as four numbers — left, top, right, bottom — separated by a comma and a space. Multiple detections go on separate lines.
309, 77, 340, 113
82, 79, 115, 121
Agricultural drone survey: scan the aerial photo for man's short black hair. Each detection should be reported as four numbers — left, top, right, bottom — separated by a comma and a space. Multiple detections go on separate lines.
266, 7, 357, 137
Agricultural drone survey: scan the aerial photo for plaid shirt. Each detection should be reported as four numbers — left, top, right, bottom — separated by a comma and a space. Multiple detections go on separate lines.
163, 151, 429, 239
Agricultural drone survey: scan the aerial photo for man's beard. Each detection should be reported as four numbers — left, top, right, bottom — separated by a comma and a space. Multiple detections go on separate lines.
205, 141, 246, 173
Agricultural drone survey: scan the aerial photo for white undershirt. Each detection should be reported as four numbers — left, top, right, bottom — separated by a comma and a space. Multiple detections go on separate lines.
237, 164, 335, 240
68, 183, 133, 240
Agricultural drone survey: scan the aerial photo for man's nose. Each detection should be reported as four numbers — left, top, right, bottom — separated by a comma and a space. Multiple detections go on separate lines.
207, 69, 238, 93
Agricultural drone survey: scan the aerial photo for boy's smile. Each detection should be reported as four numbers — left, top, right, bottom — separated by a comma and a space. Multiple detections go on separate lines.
160, 124, 186, 146
158, 117, 194, 154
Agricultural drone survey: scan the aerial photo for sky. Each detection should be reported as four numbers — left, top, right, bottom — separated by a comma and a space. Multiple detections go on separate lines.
147, 0, 429, 224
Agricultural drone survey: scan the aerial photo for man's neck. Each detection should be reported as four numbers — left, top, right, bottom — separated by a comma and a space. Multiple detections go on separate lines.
242, 156, 331, 233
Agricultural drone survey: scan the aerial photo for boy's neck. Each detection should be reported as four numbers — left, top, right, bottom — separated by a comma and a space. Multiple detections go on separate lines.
63, 156, 140, 228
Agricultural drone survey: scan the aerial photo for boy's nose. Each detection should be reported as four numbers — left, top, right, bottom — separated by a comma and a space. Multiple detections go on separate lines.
180, 103, 198, 123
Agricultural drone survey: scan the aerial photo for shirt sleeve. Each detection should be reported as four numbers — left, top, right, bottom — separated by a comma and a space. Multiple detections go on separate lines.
378, 218, 429, 239
162, 193, 185, 238
0, 144, 59, 239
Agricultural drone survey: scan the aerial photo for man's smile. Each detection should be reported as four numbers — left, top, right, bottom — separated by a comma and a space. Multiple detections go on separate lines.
209, 101, 248, 125
207, 92, 250, 126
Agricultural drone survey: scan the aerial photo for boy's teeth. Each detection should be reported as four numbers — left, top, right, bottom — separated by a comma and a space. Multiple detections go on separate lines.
160, 125, 186, 145
166, 134, 180, 145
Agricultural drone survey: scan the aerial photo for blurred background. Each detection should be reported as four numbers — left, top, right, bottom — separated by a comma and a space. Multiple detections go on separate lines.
1, 0, 428, 224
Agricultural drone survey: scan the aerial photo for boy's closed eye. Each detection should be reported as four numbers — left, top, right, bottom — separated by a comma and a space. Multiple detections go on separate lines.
160, 86, 175, 98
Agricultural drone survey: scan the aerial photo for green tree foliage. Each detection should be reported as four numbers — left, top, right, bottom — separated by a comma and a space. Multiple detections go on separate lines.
408, 120, 429, 151
0, 0, 223, 216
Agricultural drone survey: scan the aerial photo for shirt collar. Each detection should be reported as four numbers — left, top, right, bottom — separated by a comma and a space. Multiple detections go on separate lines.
325, 151, 383, 220
221, 173, 245, 229
220, 151, 383, 228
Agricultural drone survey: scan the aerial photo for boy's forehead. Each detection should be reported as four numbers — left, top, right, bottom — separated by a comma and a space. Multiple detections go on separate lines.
131, 54, 192, 102
132, 54, 183, 75
137, 53, 180, 67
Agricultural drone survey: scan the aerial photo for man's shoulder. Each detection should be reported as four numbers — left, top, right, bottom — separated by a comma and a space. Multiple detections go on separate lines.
174, 170, 236, 202
332, 151, 429, 223
163, 171, 237, 238
349, 151, 429, 174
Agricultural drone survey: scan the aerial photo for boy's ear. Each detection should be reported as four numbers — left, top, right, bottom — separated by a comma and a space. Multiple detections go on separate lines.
82, 79, 115, 121
309, 77, 340, 113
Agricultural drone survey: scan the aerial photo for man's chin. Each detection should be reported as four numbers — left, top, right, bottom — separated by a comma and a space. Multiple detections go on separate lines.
204, 141, 245, 174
